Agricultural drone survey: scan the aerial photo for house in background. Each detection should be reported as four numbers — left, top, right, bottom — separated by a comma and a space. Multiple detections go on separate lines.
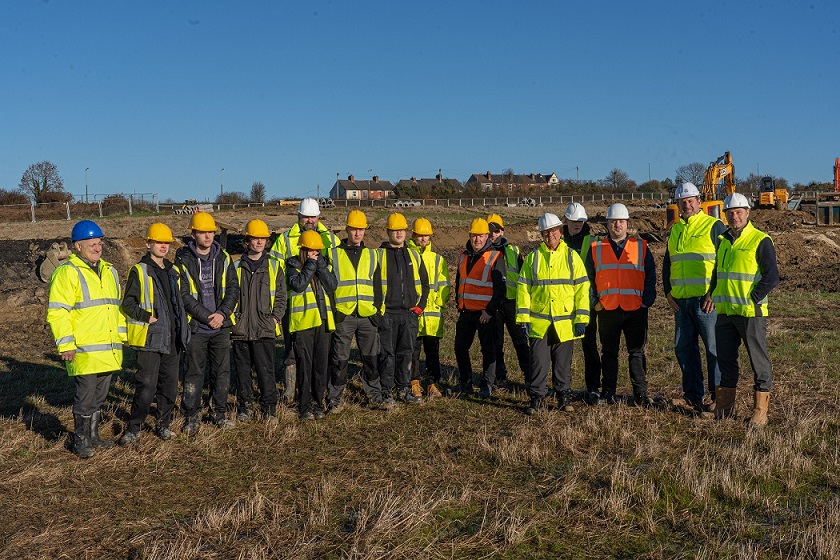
394, 174, 463, 196
329, 174, 395, 200
465, 171, 559, 193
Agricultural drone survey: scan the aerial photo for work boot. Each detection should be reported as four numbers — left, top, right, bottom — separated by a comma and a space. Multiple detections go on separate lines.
325, 400, 342, 415
557, 392, 574, 412
155, 425, 175, 441
457, 382, 474, 396
671, 397, 703, 415
182, 416, 199, 436
478, 382, 492, 399
117, 430, 140, 446
633, 393, 653, 408
714, 386, 737, 419
90, 411, 113, 449
410, 379, 423, 399
401, 387, 421, 404
749, 391, 770, 428
600, 389, 617, 405
381, 394, 397, 409
283, 364, 297, 404
427, 383, 443, 399
525, 397, 544, 416
72, 414, 95, 459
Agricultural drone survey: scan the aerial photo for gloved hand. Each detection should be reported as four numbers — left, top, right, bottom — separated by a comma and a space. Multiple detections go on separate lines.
574, 323, 586, 337
410, 306, 423, 316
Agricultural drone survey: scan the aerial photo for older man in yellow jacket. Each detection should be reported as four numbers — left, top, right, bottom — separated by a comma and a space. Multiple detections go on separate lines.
516, 213, 590, 415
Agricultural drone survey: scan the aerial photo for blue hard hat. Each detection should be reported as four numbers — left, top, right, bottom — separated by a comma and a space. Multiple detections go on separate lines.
71, 220, 104, 242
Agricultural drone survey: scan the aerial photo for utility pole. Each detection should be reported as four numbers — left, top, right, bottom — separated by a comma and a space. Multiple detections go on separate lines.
220, 168, 225, 196
85, 167, 89, 203
576, 166, 579, 181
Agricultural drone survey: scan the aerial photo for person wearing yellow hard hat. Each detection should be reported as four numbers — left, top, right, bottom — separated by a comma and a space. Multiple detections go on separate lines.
377, 212, 430, 405
119, 222, 190, 445
231, 219, 287, 423
324, 210, 386, 412
174, 211, 240, 433
285, 229, 338, 420
454, 218, 506, 397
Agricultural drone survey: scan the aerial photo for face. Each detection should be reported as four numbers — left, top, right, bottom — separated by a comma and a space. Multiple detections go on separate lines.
490, 226, 503, 243
147, 241, 170, 258
607, 219, 628, 241
413, 234, 430, 248
299, 214, 319, 232
301, 248, 320, 260
346, 227, 366, 246
566, 220, 585, 236
678, 196, 701, 218
726, 208, 750, 231
75, 237, 103, 264
245, 236, 267, 254
192, 230, 215, 250
541, 226, 562, 250
470, 233, 488, 251
388, 229, 406, 247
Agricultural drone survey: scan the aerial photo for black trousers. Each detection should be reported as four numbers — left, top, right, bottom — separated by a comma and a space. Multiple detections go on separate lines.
495, 298, 531, 382
233, 338, 278, 415
127, 347, 179, 432
598, 307, 648, 397
454, 310, 497, 387
581, 313, 602, 392
412, 336, 441, 383
526, 327, 574, 398
73, 372, 114, 416
181, 330, 232, 422
378, 310, 418, 393
327, 314, 381, 403
294, 324, 330, 415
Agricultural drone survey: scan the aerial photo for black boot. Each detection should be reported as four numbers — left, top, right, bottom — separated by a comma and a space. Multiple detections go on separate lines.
72, 414, 95, 459
89, 411, 113, 449
525, 397, 543, 416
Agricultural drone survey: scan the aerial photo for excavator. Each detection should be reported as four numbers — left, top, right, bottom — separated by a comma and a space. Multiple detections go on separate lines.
755, 176, 789, 210
666, 151, 734, 228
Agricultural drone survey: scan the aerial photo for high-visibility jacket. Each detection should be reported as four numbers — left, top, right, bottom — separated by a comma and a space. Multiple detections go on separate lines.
501, 243, 521, 300
409, 239, 450, 337
577, 233, 599, 264
47, 253, 126, 376
269, 222, 339, 264
330, 244, 379, 317
457, 248, 502, 311
177, 249, 237, 328
712, 222, 771, 317
592, 237, 648, 311
286, 272, 336, 334
668, 212, 720, 299
234, 257, 283, 336
123, 260, 190, 351
378, 246, 424, 313
516, 241, 590, 340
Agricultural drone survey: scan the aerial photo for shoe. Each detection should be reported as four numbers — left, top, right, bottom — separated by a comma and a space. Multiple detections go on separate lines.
401, 388, 422, 404
326, 401, 342, 415
156, 426, 175, 441
457, 382, 474, 396
494, 377, 509, 391
600, 390, 617, 405
525, 397, 544, 416
117, 430, 140, 446
557, 393, 574, 412
585, 390, 601, 406
410, 379, 423, 399
634, 393, 653, 408
237, 410, 253, 423
182, 418, 199, 436
215, 418, 236, 429
478, 383, 492, 399
427, 383, 443, 399
313, 407, 326, 420
381, 395, 397, 409
299, 411, 315, 421
90, 411, 114, 449
671, 397, 703, 415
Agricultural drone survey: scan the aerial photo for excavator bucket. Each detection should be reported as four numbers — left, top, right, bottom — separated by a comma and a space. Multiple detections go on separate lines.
37, 242, 71, 282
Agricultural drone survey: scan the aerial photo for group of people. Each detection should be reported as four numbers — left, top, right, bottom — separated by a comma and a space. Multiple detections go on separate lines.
46, 188, 779, 458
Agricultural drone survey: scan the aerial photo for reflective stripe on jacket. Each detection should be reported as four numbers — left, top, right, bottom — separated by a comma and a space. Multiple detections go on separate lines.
668, 212, 719, 299
409, 240, 450, 337
125, 263, 154, 347
330, 245, 379, 317
712, 222, 770, 317
269, 222, 339, 264
234, 257, 283, 336
457, 249, 501, 311
378, 246, 424, 313
502, 244, 521, 300
287, 274, 336, 334
592, 237, 647, 311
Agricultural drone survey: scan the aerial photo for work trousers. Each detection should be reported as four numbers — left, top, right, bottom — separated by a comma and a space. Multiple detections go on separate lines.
598, 307, 648, 397
233, 338, 278, 415
526, 327, 574, 399
412, 336, 441, 384
716, 314, 772, 392
674, 296, 720, 402
327, 314, 381, 403
495, 298, 531, 382
126, 347, 179, 433
181, 330, 232, 422
294, 324, 330, 415
454, 310, 497, 388
73, 372, 114, 416
581, 313, 602, 392
378, 310, 418, 394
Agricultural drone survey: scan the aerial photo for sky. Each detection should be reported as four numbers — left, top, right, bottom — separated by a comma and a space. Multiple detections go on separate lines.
1, 1, 838, 202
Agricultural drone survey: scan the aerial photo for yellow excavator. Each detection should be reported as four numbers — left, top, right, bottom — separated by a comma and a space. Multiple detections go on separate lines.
755, 176, 789, 210
667, 151, 735, 228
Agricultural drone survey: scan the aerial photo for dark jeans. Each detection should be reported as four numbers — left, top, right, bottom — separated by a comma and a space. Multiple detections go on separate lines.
378, 310, 418, 393
181, 330, 232, 422
73, 372, 114, 416
598, 307, 648, 397
495, 298, 531, 382
454, 310, 497, 387
127, 348, 179, 432
527, 328, 573, 398
674, 296, 720, 402
327, 314, 381, 403
581, 313, 601, 392
294, 324, 330, 415
412, 336, 441, 383
233, 338, 278, 415
716, 314, 772, 392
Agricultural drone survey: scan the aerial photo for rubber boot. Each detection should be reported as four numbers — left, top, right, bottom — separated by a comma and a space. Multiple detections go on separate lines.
714, 386, 737, 419
749, 391, 770, 428
283, 364, 297, 404
72, 414, 95, 459
89, 410, 113, 449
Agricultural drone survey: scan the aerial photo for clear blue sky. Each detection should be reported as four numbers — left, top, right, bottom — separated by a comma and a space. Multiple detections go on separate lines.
1, 1, 838, 202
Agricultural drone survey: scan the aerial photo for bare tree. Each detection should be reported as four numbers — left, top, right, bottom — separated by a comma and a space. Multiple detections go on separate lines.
250, 181, 266, 203
19, 161, 66, 202
675, 162, 706, 186
603, 168, 633, 192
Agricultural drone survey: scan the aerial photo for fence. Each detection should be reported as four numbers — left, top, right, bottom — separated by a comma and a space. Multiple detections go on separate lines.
0, 194, 159, 223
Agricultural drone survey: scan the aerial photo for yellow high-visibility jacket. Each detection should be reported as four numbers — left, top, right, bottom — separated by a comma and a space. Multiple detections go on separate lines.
409, 239, 450, 337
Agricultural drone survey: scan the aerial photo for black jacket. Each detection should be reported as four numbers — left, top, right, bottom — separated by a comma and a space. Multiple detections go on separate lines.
174, 240, 240, 332
378, 242, 429, 312
231, 253, 287, 341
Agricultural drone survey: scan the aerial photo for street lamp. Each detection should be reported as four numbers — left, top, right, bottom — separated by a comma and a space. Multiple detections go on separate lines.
220, 168, 225, 196
85, 167, 89, 203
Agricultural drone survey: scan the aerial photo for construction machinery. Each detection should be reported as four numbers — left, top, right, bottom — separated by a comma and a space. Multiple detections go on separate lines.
36, 242, 71, 282
666, 151, 734, 228
835, 157, 840, 193
755, 176, 789, 210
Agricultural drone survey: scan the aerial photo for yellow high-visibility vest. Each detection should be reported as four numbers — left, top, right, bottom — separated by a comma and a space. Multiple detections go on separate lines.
712, 222, 771, 317
668, 212, 719, 299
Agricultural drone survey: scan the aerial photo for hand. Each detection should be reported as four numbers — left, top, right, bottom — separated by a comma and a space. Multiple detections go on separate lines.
702, 294, 715, 314
574, 323, 586, 337
594, 302, 604, 312
666, 293, 679, 313
479, 310, 492, 324
149, 316, 158, 324
207, 312, 224, 329
410, 306, 423, 316
61, 350, 76, 362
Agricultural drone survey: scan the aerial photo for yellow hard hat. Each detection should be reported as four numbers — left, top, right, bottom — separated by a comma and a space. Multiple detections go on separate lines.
412, 217, 433, 235
189, 212, 217, 232
244, 219, 270, 238
386, 212, 409, 231
299, 230, 325, 251
145, 222, 174, 243
346, 209, 368, 229
469, 218, 490, 235
486, 214, 504, 229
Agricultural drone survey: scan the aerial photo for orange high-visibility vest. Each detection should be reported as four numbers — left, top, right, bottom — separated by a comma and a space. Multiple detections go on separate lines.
457, 249, 501, 311
592, 237, 647, 311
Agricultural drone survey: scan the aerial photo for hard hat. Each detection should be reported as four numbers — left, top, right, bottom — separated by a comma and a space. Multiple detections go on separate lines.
538, 213, 562, 232
386, 212, 409, 231
346, 209, 368, 229
145, 222, 175, 243
299, 230, 325, 251
723, 192, 751, 210
71, 220, 104, 242
412, 217, 433, 235
244, 219, 270, 238
298, 197, 321, 217
469, 218, 490, 235
189, 212, 217, 232
606, 203, 630, 220
486, 213, 504, 229
675, 182, 701, 200
564, 202, 588, 222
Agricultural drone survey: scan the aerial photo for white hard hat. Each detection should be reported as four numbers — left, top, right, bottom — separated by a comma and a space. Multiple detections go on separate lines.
606, 203, 630, 220
564, 202, 588, 221
675, 182, 701, 200
538, 212, 563, 232
723, 192, 751, 210
298, 197, 321, 217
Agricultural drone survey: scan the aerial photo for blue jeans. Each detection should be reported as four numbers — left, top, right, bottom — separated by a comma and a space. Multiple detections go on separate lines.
673, 296, 720, 402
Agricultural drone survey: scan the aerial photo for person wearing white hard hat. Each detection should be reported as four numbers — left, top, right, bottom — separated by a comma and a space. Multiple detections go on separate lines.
704, 193, 779, 427
584, 203, 656, 406
562, 202, 603, 404
269, 197, 339, 405
517, 213, 590, 415
664, 182, 727, 416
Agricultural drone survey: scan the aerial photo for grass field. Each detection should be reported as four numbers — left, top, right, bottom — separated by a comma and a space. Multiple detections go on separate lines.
0, 288, 838, 559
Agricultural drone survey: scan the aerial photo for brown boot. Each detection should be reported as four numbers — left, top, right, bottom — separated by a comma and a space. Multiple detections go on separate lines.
749, 391, 770, 428
410, 379, 423, 399
714, 386, 737, 419
427, 383, 443, 398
